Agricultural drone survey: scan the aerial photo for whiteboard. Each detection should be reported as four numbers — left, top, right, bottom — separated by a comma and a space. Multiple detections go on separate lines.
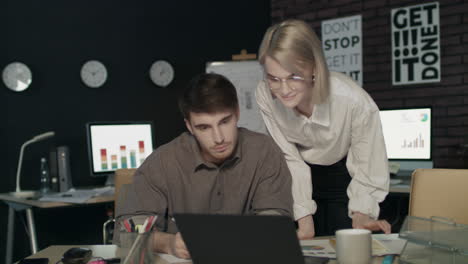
206, 61, 267, 134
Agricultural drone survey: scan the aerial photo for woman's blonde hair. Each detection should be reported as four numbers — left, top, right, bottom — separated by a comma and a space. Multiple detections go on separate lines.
258, 19, 330, 104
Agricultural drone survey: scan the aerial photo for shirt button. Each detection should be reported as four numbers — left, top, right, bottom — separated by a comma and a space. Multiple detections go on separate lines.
217, 191, 222, 196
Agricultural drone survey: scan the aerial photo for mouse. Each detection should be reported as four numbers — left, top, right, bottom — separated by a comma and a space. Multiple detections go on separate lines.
62, 247, 93, 264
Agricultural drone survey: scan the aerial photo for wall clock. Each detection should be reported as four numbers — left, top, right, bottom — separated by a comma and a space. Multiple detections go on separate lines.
149, 60, 174, 87
2, 62, 32, 92
81, 60, 108, 88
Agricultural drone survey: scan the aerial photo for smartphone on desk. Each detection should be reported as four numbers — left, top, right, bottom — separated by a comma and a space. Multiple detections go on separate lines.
18, 258, 49, 264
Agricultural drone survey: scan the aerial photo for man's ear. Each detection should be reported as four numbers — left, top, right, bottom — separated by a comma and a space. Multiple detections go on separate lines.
184, 118, 193, 134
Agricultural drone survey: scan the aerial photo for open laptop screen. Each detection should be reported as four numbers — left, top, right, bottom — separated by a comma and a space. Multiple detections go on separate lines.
174, 214, 305, 264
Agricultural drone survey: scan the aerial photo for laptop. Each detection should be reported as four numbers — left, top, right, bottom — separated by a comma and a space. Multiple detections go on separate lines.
173, 214, 305, 264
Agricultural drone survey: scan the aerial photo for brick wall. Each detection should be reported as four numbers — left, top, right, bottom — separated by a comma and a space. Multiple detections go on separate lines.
271, 0, 468, 168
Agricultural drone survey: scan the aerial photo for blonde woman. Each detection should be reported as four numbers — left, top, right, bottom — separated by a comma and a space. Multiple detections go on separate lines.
256, 19, 391, 239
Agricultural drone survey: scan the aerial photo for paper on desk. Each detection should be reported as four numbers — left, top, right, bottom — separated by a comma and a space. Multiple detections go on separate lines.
301, 239, 337, 258
39, 186, 114, 203
372, 233, 406, 255
157, 253, 192, 264
301, 236, 397, 258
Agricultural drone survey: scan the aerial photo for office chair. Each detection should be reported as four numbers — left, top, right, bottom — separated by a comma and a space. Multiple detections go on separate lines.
103, 168, 137, 244
409, 168, 468, 225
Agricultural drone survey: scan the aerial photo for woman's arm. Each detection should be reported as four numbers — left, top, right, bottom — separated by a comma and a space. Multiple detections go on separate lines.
255, 82, 317, 238
346, 102, 390, 232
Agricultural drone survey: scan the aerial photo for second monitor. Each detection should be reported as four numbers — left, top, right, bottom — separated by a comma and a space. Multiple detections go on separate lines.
86, 121, 155, 183
379, 107, 432, 177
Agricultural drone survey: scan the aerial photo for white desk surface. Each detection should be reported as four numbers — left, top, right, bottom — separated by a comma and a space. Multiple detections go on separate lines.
0, 192, 114, 208
23, 245, 117, 263
25, 244, 396, 264
389, 178, 411, 194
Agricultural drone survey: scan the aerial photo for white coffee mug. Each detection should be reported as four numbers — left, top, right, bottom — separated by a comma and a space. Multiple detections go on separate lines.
335, 229, 372, 264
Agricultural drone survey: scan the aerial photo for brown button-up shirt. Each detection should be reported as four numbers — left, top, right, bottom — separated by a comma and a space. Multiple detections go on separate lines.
117, 128, 293, 234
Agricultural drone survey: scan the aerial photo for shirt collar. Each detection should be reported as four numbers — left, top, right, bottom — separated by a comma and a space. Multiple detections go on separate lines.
264, 80, 331, 127
188, 130, 242, 171
309, 97, 331, 127
188, 135, 206, 169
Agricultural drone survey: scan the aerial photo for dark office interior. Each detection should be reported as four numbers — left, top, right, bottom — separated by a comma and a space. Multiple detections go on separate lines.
2, 0, 467, 262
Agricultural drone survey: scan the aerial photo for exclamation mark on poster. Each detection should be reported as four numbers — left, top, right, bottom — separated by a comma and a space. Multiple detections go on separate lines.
394, 31, 400, 48
394, 31, 401, 82
402, 30, 409, 47
411, 29, 418, 56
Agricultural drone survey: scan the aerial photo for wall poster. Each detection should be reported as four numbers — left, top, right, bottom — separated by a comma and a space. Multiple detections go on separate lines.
391, 2, 440, 85
322, 15, 363, 86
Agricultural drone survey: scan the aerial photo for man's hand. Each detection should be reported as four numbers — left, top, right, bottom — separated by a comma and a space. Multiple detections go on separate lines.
153, 231, 191, 259
169, 232, 191, 259
297, 214, 315, 240
352, 212, 391, 234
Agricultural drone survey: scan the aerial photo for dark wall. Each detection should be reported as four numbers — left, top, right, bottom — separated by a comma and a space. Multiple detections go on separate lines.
271, 0, 468, 169
1, 0, 270, 261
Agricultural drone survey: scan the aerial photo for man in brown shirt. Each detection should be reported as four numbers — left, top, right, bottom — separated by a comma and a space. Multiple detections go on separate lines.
117, 73, 293, 259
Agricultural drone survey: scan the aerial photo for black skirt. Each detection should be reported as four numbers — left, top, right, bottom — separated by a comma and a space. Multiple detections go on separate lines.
309, 157, 352, 236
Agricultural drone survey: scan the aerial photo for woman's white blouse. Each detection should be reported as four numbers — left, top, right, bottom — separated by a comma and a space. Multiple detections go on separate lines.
255, 71, 389, 220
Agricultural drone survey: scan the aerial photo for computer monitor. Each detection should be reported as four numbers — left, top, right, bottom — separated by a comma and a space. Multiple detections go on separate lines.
379, 107, 433, 176
86, 121, 154, 181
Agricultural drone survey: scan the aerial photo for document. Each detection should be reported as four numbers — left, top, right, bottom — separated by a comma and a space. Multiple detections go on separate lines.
372, 233, 407, 255
301, 239, 336, 258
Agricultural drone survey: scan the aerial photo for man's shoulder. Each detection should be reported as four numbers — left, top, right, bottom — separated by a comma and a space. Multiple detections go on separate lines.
237, 128, 287, 173
147, 132, 193, 160
239, 128, 271, 142
239, 128, 279, 153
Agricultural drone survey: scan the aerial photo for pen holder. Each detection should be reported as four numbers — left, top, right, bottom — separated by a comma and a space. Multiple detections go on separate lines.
119, 230, 155, 264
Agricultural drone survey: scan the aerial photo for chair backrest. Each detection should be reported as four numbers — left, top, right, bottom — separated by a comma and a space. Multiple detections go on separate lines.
114, 168, 137, 208
106, 168, 137, 244
409, 168, 468, 225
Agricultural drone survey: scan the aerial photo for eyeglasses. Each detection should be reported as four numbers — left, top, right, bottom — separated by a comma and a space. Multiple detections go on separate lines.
264, 73, 314, 92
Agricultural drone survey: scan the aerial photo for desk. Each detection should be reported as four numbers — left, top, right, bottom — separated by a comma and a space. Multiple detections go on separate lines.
23, 245, 118, 264
0, 192, 114, 264
389, 179, 411, 194
25, 245, 397, 264
387, 180, 411, 231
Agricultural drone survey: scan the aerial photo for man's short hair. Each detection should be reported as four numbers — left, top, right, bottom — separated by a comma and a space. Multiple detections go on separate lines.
179, 73, 239, 119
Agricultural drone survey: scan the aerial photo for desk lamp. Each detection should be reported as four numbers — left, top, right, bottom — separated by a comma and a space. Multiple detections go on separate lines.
11, 131, 55, 198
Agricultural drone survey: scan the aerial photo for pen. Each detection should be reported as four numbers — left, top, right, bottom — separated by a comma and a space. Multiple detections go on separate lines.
382, 254, 395, 264
135, 225, 143, 233
123, 219, 133, 232
129, 218, 136, 232
145, 215, 157, 232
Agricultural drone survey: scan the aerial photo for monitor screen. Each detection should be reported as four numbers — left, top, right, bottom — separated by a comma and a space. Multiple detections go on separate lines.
379, 108, 431, 160
86, 121, 154, 176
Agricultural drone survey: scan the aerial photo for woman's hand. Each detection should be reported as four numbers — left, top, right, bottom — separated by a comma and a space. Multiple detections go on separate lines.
352, 212, 391, 234
297, 214, 315, 239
